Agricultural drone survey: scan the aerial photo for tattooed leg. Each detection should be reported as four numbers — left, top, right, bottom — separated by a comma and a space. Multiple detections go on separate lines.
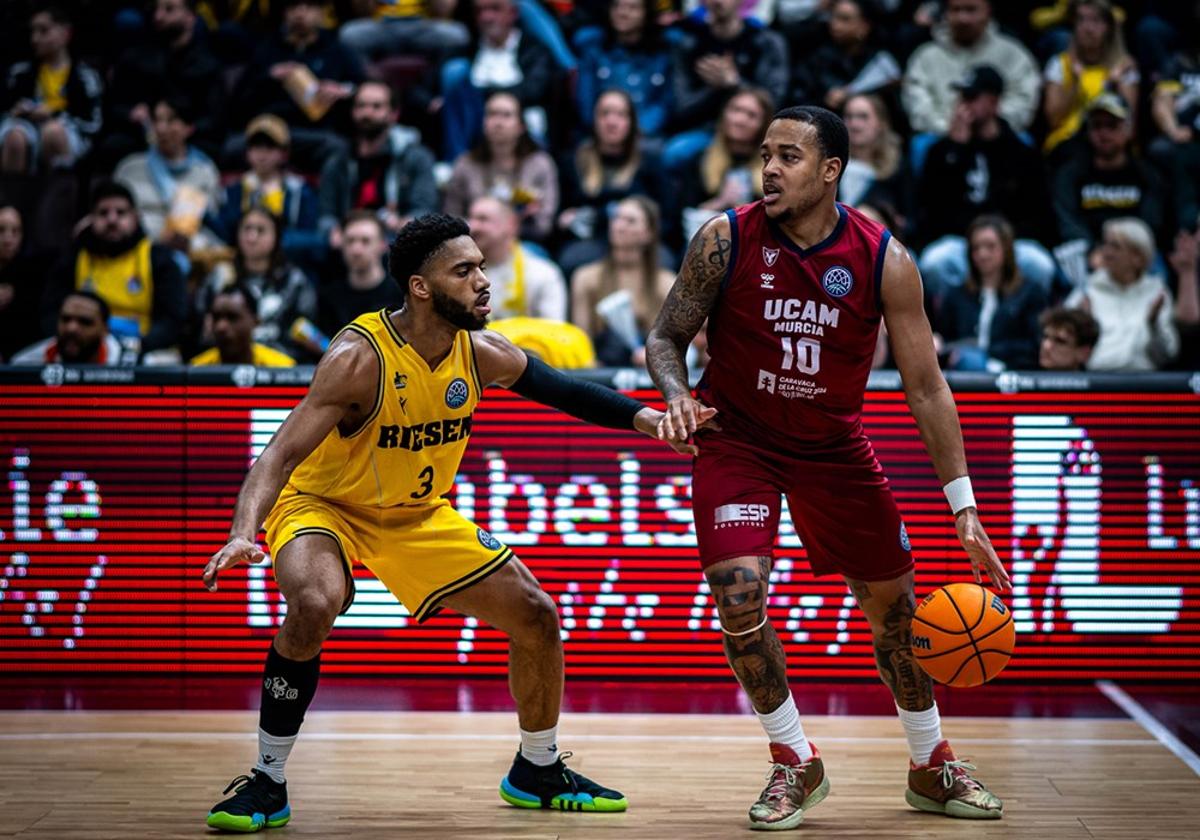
847, 572, 935, 712
706, 556, 790, 713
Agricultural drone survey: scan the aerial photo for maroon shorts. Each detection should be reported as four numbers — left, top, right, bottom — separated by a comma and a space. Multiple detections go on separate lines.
691, 433, 914, 581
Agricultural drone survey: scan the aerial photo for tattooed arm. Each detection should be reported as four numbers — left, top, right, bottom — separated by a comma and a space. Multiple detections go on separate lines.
645, 213, 732, 443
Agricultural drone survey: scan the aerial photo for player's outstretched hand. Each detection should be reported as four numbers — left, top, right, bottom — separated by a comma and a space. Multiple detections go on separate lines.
954, 509, 1011, 593
203, 536, 266, 592
649, 402, 719, 456
657, 396, 717, 443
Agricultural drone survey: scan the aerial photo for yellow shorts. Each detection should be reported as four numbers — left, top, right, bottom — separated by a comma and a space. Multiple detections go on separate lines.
263, 484, 514, 622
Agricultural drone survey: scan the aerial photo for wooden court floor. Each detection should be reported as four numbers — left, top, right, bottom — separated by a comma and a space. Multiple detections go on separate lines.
1, 711, 1197, 840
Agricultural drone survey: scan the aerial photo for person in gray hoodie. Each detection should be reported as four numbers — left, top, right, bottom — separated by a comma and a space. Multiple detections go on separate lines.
902, 0, 1039, 135
317, 81, 439, 248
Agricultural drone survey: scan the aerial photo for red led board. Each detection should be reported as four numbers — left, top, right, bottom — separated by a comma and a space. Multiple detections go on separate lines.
1, 379, 1197, 680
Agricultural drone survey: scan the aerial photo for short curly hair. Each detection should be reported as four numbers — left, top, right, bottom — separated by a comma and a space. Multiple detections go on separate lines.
388, 213, 472, 304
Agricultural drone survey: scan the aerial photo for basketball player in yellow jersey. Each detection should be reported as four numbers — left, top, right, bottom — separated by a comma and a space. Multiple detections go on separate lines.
200, 214, 714, 833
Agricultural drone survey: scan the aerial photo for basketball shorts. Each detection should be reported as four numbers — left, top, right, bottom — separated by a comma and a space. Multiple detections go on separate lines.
264, 484, 514, 622
691, 433, 914, 582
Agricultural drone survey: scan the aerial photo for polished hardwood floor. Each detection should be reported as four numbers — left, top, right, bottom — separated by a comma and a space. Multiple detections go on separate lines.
0, 711, 1196, 839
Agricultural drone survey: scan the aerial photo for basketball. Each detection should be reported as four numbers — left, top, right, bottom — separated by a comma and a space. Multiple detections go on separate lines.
911, 583, 1015, 688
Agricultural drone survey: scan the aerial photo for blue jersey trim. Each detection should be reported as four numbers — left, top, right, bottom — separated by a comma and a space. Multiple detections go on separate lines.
873, 229, 892, 313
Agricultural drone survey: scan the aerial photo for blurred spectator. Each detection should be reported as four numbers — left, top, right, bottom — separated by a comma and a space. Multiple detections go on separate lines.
433, 0, 557, 160
679, 87, 771, 242
216, 115, 323, 266
191, 283, 297, 366
0, 5, 103, 174
488, 316, 597, 367
840, 94, 908, 227
1042, 0, 1138, 158
318, 81, 438, 246
571, 196, 673, 366
1150, 40, 1200, 234
316, 211, 401, 337
443, 92, 559, 243
1038, 306, 1100, 370
790, 0, 900, 112
919, 67, 1053, 245
0, 206, 46, 361
558, 90, 664, 262
467, 195, 567, 320
114, 96, 222, 254
902, 0, 1039, 136
916, 66, 1057, 300
104, 0, 226, 165
573, 0, 674, 137
196, 208, 318, 360
237, 0, 366, 171
1052, 93, 1165, 250
1167, 227, 1200, 369
665, 0, 787, 165
932, 215, 1047, 370
339, 0, 470, 60
12, 291, 130, 365
43, 181, 186, 354
1065, 216, 1179, 370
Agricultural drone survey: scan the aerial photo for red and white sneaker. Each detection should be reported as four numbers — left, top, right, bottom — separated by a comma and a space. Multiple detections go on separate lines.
906, 740, 1003, 819
747, 742, 830, 831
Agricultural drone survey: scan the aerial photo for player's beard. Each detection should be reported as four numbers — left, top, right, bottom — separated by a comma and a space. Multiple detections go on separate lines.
432, 287, 488, 331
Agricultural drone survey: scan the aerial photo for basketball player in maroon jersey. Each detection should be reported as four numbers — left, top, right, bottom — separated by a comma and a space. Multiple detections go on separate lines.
646, 105, 1013, 829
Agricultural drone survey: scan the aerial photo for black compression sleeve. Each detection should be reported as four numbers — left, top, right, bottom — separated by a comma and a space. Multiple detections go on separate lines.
508, 354, 644, 429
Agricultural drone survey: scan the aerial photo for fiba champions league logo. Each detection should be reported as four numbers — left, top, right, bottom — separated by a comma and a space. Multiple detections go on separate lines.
445, 378, 469, 409
821, 265, 854, 298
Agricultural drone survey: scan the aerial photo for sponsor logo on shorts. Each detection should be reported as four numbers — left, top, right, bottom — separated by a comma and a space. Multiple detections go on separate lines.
714, 503, 771, 529
899, 521, 911, 552
445, 377, 470, 409
477, 527, 502, 550
821, 265, 854, 298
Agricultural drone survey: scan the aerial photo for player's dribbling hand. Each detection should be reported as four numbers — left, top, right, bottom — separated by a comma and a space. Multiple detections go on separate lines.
955, 509, 1011, 593
203, 536, 266, 592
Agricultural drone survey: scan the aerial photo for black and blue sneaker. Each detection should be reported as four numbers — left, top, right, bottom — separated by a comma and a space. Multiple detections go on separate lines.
206, 770, 291, 832
499, 750, 628, 812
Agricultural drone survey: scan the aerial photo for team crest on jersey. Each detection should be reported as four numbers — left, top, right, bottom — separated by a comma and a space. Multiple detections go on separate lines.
393, 373, 407, 389
900, 521, 911, 552
821, 265, 854, 298
445, 377, 469, 408
762, 246, 780, 267
477, 527, 502, 550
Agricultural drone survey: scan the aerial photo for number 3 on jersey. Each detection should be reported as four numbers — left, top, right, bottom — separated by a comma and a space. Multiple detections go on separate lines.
780, 336, 821, 375
411, 465, 434, 499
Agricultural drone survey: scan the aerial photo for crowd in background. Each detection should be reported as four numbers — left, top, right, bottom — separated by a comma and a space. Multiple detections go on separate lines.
0, 0, 1197, 372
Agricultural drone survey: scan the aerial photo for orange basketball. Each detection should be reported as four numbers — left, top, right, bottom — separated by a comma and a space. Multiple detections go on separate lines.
911, 583, 1015, 688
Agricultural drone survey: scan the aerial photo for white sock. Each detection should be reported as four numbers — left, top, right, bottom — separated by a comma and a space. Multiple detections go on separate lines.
520, 725, 559, 767
896, 703, 943, 765
755, 694, 813, 761
255, 728, 297, 784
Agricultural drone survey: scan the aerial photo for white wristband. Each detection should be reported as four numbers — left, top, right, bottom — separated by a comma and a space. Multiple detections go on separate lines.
943, 476, 976, 514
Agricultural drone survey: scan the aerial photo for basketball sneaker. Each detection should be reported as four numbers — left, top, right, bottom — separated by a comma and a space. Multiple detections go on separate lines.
906, 740, 1003, 819
499, 750, 628, 812
206, 770, 291, 832
748, 742, 830, 831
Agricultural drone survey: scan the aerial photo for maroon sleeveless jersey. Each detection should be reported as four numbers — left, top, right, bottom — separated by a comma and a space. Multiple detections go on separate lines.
696, 201, 891, 454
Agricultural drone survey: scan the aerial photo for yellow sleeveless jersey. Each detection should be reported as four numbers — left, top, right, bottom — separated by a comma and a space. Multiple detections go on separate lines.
288, 310, 481, 508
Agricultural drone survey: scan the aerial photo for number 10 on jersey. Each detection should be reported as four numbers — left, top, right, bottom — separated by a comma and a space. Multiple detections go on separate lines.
780, 336, 821, 375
